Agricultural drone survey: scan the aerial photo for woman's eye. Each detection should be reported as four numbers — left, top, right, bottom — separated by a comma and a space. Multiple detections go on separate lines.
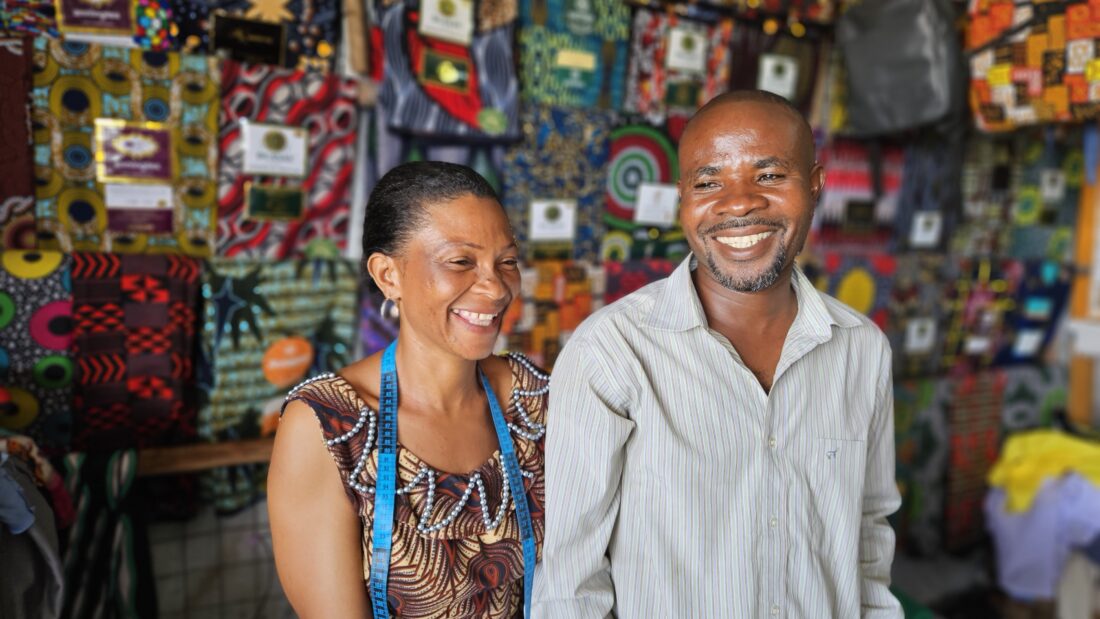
450, 258, 473, 267
500, 258, 519, 267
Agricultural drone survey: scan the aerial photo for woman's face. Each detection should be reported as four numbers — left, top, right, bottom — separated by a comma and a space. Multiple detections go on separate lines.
392, 193, 520, 361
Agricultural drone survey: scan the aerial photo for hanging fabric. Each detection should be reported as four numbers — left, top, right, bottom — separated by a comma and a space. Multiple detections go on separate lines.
0, 36, 36, 250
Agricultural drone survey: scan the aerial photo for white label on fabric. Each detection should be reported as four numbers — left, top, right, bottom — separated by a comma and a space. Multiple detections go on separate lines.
1041, 169, 1067, 203
418, 0, 474, 46
758, 54, 799, 101
529, 199, 577, 242
1013, 329, 1045, 358
909, 211, 943, 248
971, 49, 994, 79
241, 120, 308, 178
964, 335, 992, 355
904, 318, 937, 354
1069, 320, 1100, 356
666, 27, 708, 73
633, 183, 679, 227
105, 183, 173, 209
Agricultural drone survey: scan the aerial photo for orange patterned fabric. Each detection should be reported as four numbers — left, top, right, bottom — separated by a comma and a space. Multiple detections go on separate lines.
284, 355, 548, 618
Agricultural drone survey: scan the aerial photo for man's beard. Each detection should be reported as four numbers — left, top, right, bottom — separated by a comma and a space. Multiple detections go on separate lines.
703, 240, 788, 293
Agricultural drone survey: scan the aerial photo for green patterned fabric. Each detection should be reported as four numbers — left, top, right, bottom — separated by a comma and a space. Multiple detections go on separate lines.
31, 39, 219, 256
197, 257, 358, 511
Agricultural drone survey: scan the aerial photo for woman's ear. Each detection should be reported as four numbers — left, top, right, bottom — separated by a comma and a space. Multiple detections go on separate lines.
366, 252, 402, 300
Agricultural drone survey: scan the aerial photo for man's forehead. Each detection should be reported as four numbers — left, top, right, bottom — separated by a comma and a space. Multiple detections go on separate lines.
680, 102, 814, 164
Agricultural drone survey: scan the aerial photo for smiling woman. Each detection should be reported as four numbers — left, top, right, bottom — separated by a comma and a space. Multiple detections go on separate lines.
268, 161, 548, 619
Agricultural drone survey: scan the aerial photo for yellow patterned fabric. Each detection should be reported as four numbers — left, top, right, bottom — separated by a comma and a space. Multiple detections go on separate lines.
31, 38, 219, 255
285, 356, 548, 618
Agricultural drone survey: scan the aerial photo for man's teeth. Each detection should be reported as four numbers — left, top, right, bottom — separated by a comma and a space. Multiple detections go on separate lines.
716, 231, 774, 249
454, 309, 496, 326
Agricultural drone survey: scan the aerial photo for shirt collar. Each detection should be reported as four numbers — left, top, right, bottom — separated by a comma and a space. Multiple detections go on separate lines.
643, 254, 862, 335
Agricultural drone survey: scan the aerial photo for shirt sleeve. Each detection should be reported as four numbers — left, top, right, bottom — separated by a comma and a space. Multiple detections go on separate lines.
533, 338, 635, 619
861, 334, 903, 618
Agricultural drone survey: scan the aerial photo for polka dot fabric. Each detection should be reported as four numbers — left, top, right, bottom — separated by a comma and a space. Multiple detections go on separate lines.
0, 250, 74, 454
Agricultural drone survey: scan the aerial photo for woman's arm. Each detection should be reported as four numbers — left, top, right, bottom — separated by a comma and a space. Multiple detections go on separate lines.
269, 400, 371, 618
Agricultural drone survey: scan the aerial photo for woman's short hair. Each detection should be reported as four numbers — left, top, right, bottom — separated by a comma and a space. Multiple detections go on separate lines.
361, 161, 500, 259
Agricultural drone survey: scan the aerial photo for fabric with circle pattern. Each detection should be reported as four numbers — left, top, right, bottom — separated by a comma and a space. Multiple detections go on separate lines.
216, 59, 359, 259
31, 38, 220, 256
0, 250, 73, 454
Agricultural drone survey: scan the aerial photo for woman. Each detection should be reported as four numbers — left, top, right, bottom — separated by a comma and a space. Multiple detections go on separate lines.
269, 161, 548, 618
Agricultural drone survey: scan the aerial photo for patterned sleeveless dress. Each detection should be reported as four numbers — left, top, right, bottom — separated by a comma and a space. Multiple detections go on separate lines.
282, 353, 549, 618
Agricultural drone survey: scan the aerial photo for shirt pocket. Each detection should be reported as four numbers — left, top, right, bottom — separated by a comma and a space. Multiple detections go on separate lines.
807, 438, 867, 548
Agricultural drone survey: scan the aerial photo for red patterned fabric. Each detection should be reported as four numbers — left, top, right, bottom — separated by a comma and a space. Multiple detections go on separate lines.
71, 253, 201, 451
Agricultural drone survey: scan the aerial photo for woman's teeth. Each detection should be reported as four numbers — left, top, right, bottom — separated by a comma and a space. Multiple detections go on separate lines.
717, 231, 774, 249
453, 309, 496, 326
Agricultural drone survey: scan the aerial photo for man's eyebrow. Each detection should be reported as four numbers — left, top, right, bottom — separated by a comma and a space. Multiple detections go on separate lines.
690, 165, 722, 181
754, 157, 792, 169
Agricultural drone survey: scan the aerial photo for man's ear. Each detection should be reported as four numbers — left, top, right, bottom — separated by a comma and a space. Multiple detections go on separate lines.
366, 252, 402, 300
809, 163, 826, 206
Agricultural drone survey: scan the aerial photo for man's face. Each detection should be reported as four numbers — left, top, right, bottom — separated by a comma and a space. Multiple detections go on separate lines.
677, 101, 824, 293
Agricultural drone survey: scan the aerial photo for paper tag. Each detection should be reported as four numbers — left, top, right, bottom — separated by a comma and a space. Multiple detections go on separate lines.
419, 0, 474, 46
910, 211, 944, 248
529, 199, 577, 242
1023, 296, 1054, 321
245, 183, 305, 221
666, 27, 708, 74
210, 13, 288, 67
108, 209, 174, 233
553, 49, 597, 92
1013, 329, 1045, 358
904, 318, 937, 354
1040, 169, 1066, 202
241, 121, 308, 178
419, 49, 471, 93
758, 54, 799, 100
1069, 320, 1100, 357
94, 119, 175, 184
56, 0, 134, 35
633, 183, 679, 228
105, 183, 173, 209
964, 335, 992, 355
665, 79, 701, 109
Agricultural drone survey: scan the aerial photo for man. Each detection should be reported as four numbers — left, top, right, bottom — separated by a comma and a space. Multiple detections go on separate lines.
534, 90, 902, 618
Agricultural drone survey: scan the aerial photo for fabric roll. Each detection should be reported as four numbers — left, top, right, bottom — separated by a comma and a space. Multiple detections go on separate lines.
0, 37, 37, 250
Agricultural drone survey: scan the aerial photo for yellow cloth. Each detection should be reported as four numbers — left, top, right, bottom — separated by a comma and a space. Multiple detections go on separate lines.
987, 430, 1100, 513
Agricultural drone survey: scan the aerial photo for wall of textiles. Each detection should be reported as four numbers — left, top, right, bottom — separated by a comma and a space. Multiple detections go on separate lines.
1, 0, 1100, 615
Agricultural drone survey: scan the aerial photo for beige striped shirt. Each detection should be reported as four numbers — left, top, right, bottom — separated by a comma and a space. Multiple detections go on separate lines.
534, 256, 902, 618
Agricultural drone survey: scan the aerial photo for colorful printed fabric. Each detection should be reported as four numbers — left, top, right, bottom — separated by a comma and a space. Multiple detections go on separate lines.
133, 0, 175, 51
217, 59, 359, 259
31, 39, 220, 256
622, 7, 732, 139
940, 257, 1020, 374
0, 37, 37, 250
968, 0, 1100, 131
198, 258, 357, 510
500, 104, 613, 262
718, 0, 836, 23
994, 260, 1072, 366
377, 0, 521, 141
604, 258, 675, 304
0, 0, 59, 37
943, 371, 1004, 552
818, 251, 896, 329
169, 0, 341, 71
61, 449, 157, 619
503, 260, 594, 369
517, 0, 629, 109
887, 254, 953, 379
954, 134, 1013, 257
893, 133, 965, 253
892, 378, 950, 556
0, 251, 73, 454
1000, 364, 1067, 432
812, 138, 904, 252
1006, 128, 1084, 261
70, 253, 200, 452
601, 123, 688, 262
727, 19, 827, 116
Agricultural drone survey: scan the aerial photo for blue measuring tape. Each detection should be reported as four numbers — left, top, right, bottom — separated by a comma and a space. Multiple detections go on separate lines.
370, 341, 537, 618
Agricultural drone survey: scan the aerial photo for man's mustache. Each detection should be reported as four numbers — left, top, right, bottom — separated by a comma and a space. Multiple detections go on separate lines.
700, 217, 787, 236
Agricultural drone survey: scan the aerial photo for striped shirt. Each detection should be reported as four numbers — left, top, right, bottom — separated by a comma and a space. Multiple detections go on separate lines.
534, 256, 902, 618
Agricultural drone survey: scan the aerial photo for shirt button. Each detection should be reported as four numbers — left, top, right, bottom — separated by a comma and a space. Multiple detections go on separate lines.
771, 604, 780, 615
768, 436, 777, 448
769, 517, 778, 528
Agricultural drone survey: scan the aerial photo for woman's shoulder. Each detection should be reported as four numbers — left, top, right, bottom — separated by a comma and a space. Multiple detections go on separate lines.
282, 372, 371, 445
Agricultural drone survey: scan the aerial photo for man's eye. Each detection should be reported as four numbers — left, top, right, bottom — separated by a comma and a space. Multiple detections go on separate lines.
759, 174, 785, 182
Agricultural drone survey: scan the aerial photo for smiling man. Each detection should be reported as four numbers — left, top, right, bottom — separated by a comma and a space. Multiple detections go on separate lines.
535, 91, 902, 618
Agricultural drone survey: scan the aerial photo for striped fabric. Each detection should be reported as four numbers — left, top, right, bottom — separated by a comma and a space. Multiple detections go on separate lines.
535, 255, 902, 618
